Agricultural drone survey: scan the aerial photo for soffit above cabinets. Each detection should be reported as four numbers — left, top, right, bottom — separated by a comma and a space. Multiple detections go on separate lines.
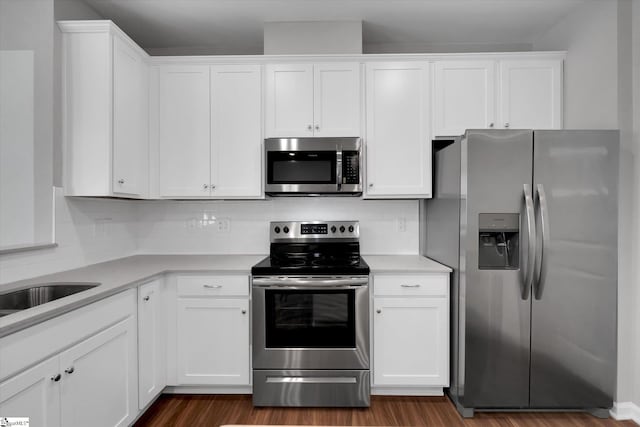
77, 0, 587, 55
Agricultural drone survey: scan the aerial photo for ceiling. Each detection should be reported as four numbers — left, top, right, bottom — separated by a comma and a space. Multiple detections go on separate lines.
77, 0, 591, 54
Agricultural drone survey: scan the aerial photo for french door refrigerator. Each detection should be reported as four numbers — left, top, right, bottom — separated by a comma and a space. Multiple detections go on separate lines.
421, 130, 618, 417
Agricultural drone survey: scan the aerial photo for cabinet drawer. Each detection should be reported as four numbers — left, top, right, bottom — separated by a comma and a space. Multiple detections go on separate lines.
177, 275, 249, 297
374, 274, 448, 297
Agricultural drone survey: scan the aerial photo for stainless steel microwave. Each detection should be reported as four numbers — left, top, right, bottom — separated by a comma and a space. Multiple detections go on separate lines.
264, 137, 362, 196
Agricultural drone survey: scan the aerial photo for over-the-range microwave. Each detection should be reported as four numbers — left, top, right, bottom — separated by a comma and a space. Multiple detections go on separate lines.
264, 137, 362, 196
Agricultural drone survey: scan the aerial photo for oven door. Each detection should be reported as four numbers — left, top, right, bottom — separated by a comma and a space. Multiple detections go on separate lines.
252, 276, 369, 370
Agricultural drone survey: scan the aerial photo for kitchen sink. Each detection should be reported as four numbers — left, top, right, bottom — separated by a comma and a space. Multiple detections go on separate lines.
0, 283, 100, 317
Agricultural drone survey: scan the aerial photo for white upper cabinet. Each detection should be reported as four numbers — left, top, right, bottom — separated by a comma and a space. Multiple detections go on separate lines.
265, 62, 360, 137
433, 60, 496, 136
313, 63, 361, 137
112, 36, 148, 196
210, 65, 263, 198
265, 63, 314, 137
365, 62, 432, 198
498, 59, 562, 129
158, 66, 211, 198
155, 64, 262, 199
434, 57, 562, 136
60, 21, 149, 198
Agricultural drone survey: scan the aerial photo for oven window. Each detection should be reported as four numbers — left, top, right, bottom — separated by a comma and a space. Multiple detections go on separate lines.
267, 151, 336, 184
265, 289, 355, 348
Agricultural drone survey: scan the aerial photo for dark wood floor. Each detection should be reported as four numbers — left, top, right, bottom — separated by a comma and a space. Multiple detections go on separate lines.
134, 395, 638, 427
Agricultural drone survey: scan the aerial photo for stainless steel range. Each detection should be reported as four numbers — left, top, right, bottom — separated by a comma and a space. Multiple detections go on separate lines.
251, 220, 370, 407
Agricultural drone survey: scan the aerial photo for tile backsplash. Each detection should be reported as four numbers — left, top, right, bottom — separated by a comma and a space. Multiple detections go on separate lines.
0, 193, 419, 284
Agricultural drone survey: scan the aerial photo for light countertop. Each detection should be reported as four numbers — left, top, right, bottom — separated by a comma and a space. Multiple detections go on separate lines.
0, 254, 450, 338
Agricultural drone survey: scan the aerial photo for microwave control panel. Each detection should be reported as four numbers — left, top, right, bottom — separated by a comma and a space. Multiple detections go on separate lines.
342, 151, 360, 184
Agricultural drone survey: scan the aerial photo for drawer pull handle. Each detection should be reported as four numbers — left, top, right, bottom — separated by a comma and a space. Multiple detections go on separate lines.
401, 284, 421, 288
204, 285, 222, 289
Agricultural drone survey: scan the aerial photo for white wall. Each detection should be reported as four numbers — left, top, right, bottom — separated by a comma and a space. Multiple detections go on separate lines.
136, 198, 419, 255
0, 188, 138, 285
632, 0, 640, 411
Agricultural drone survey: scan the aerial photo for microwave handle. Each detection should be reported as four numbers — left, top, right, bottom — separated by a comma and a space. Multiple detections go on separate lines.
336, 149, 343, 190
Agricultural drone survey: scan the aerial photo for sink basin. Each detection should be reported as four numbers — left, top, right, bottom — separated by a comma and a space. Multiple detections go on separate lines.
0, 282, 100, 317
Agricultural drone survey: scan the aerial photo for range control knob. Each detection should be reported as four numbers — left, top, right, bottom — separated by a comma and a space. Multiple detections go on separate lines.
339, 226, 346, 233
331, 226, 337, 233
348, 225, 354, 233
274, 226, 281, 234
283, 226, 290, 234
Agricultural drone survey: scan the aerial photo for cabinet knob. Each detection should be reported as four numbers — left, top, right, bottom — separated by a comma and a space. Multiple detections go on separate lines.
203, 184, 209, 190
143, 295, 150, 301
211, 184, 216, 190
314, 125, 320, 131
118, 179, 125, 184
368, 183, 374, 188
307, 124, 313, 131
376, 309, 382, 314
489, 123, 494, 128
51, 374, 61, 382
504, 123, 510, 128
241, 309, 247, 314
65, 367, 75, 374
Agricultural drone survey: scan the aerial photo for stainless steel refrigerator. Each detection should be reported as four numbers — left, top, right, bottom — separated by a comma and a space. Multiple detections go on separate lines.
421, 130, 618, 418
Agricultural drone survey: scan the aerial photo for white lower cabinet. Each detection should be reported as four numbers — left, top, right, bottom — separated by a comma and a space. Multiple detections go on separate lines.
0, 357, 61, 427
0, 290, 138, 427
372, 274, 449, 393
138, 279, 166, 409
60, 317, 138, 427
175, 275, 250, 386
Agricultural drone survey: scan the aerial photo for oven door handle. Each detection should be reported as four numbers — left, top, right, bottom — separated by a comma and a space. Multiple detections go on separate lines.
252, 277, 369, 288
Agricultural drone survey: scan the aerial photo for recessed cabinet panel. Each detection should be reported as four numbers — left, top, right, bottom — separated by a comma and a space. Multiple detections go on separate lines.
59, 316, 137, 427
499, 60, 562, 129
373, 297, 448, 386
365, 62, 432, 197
265, 64, 314, 137
434, 61, 496, 136
138, 280, 166, 409
112, 36, 148, 196
158, 66, 211, 197
210, 65, 262, 198
177, 298, 250, 385
0, 357, 60, 427
313, 63, 360, 137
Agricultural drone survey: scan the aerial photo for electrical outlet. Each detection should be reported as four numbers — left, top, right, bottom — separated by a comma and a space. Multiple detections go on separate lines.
397, 217, 407, 232
217, 218, 231, 233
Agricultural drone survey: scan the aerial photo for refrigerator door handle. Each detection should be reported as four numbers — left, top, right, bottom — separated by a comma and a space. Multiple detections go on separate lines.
533, 184, 550, 300
521, 184, 536, 300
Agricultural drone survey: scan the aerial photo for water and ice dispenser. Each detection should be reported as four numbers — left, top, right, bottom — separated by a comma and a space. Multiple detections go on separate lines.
478, 213, 519, 269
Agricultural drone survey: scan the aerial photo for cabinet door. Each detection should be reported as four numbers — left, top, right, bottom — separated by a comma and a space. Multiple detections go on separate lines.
158, 66, 211, 197
313, 63, 361, 137
0, 357, 60, 427
112, 36, 148, 197
498, 59, 562, 129
365, 62, 432, 197
176, 298, 250, 385
433, 60, 496, 136
138, 280, 166, 410
373, 297, 448, 386
60, 316, 137, 427
210, 65, 262, 198
265, 63, 314, 137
